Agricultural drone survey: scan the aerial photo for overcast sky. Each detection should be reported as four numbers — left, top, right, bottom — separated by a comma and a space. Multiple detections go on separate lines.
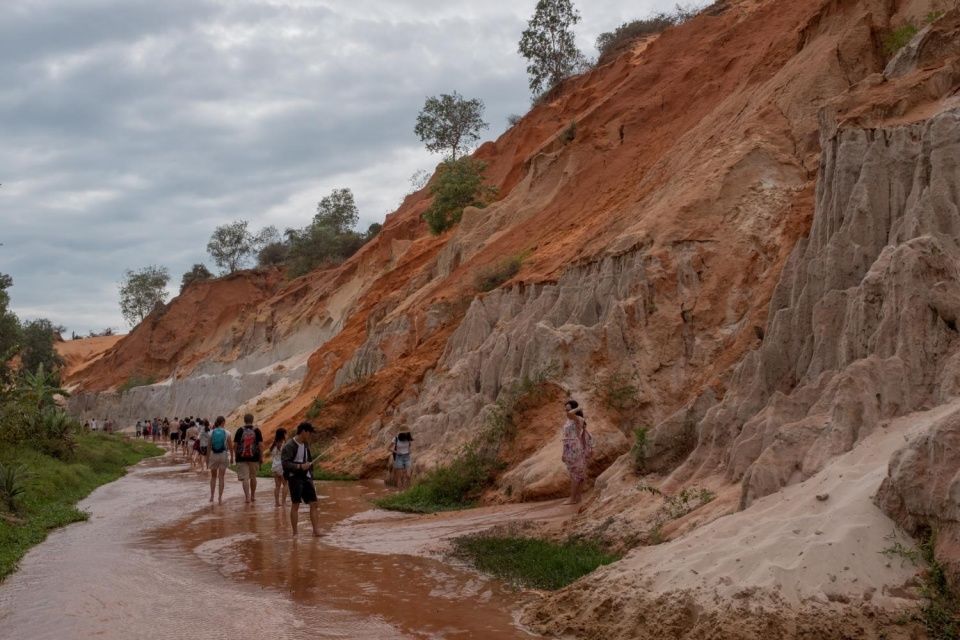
1, 0, 690, 335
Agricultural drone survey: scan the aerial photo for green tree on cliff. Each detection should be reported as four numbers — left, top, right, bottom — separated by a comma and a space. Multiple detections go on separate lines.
518, 0, 584, 96
180, 263, 213, 292
119, 265, 169, 327
415, 92, 488, 161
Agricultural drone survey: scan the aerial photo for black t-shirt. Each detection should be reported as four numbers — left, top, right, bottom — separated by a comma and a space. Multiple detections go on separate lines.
233, 426, 264, 462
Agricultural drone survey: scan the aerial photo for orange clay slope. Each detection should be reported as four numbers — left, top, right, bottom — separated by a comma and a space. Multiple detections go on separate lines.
55, 334, 123, 379
71, 0, 885, 467
68, 0, 958, 500
261, 0, 849, 470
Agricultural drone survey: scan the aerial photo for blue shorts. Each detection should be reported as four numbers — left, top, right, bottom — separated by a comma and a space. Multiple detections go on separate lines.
393, 453, 411, 470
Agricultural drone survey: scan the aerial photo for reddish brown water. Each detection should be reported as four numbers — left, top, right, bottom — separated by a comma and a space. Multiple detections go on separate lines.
0, 455, 536, 639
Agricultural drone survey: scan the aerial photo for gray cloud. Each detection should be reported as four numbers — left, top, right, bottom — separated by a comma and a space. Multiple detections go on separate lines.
1, 0, 692, 334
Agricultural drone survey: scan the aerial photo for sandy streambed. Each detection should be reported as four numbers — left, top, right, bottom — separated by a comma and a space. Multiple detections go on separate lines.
0, 452, 535, 640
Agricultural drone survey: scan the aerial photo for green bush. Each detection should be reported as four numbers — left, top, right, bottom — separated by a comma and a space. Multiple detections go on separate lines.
474, 255, 523, 292
595, 5, 698, 62
883, 24, 919, 56
452, 535, 620, 590
423, 158, 497, 235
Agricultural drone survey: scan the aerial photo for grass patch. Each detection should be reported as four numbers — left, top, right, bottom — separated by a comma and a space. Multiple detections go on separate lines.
0, 433, 162, 580
883, 24, 919, 56
118, 373, 155, 393
452, 535, 620, 590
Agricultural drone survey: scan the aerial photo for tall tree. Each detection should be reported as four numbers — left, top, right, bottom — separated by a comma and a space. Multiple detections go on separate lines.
313, 189, 359, 233
414, 92, 488, 160
0, 273, 21, 378
19, 319, 64, 375
206, 220, 253, 274
206, 221, 280, 274
518, 0, 583, 96
119, 265, 169, 327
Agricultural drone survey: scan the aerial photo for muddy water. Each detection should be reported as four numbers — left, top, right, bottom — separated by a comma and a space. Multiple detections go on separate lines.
0, 453, 535, 639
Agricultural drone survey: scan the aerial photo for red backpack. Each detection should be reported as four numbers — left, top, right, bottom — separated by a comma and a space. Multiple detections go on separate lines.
238, 426, 259, 459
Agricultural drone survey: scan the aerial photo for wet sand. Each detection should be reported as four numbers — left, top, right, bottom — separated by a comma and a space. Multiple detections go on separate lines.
0, 452, 536, 639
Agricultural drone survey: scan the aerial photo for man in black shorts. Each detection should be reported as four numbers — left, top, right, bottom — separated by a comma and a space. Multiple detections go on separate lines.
280, 422, 321, 537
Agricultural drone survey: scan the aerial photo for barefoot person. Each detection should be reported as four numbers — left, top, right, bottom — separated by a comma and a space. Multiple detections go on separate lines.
561, 399, 593, 505
281, 422, 322, 537
207, 416, 233, 504
234, 413, 264, 504
389, 431, 414, 490
268, 428, 289, 507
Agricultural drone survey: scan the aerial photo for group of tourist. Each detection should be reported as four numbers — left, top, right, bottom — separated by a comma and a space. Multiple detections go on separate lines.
129, 413, 326, 536
109, 396, 593, 540
84, 417, 116, 432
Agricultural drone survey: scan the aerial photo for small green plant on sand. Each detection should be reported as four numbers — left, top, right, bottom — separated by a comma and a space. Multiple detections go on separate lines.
452, 535, 620, 590
881, 530, 960, 638
636, 483, 715, 543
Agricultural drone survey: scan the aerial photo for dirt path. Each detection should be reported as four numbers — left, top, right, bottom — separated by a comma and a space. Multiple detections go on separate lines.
0, 452, 537, 639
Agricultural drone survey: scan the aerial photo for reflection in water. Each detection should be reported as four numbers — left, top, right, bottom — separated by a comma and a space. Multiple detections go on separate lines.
0, 454, 535, 640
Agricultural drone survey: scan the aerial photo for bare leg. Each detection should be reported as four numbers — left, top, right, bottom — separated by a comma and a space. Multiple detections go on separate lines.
250, 476, 257, 502
281, 480, 288, 506
217, 469, 226, 504
209, 470, 216, 502
241, 478, 251, 503
290, 504, 299, 535
274, 476, 282, 507
310, 502, 321, 537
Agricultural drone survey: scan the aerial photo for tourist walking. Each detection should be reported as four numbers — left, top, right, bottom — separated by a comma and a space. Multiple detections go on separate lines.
389, 431, 414, 489
234, 413, 264, 504
198, 420, 211, 471
561, 399, 593, 505
207, 416, 233, 504
281, 422, 322, 537
268, 428, 288, 507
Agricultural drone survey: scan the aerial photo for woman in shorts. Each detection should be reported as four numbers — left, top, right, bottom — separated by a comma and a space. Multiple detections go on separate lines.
390, 431, 414, 490
207, 416, 232, 504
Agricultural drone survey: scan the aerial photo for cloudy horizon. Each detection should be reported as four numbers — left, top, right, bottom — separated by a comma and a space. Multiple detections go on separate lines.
1, 0, 690, 335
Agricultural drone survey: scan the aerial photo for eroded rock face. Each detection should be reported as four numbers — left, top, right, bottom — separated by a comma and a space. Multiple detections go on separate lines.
877, 406, 960, 589
665, 108, 960, 506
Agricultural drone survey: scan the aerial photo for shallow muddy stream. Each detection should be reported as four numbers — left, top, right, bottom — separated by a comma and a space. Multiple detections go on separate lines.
0, 452, 536, 639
